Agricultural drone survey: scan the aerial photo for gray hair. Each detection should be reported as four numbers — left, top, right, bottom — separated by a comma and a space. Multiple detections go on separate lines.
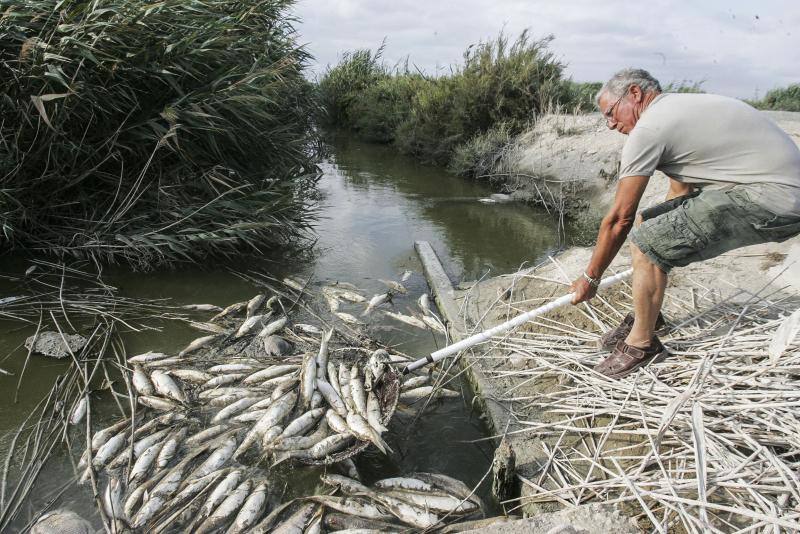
595, 68, 662, 106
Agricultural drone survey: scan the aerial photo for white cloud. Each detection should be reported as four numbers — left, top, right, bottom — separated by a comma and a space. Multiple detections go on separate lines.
292, 0, 798, 98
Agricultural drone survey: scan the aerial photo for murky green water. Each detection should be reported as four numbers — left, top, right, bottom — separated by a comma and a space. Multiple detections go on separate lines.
0, 136, 569, 530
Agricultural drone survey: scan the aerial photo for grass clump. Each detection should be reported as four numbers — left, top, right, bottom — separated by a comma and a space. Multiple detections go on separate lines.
319, 31, 584, 166
0, 0, 319, 268
750, 84, 800, 112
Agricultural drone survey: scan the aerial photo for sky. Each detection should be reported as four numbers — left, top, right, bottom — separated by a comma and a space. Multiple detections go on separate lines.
291, 0, 799, 99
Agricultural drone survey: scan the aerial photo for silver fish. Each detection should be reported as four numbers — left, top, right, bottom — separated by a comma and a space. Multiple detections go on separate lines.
331, 288, 367, 303
258, 316, 288, 337
367, 349, 391, 383
401, 270, 413, 282
338, 363, 352, 412
371, 493, 439, 528
128, 351, 170, 364
93, 432, 126, 467
321, 474, 370, 494
243, 364, 298, 384
316, 329, 333, 380
366, 390, 388, 433
168, 369, 213, 383
156, 427, 187, 469
346, 412, 391, 454
384, 489, 478, 514
182, 303, 223, 312
211, 396, 262, 423
374, 477, 433, 492
129, 440, 165, 484
233, 390, 297, 459
208, 363, 255, 373
280, 408, 325, 439
260, 425, 284, 449
132, 427, 171, 457
200, 470, 242, 520
132, 366, 154, 396
384, 311, 427, 330
339, 457, 361, 481
190, 436, 237, 480
195, 479, 252, 534
271, 420, 329, 452
294, 323, 323, 335
178, 335, 217, 356
411, 472, 483, 507
201, 373, 246, 390
102, 476, 126, 520
418, 293, 431, 315
185, 425, 231, 449
400, 385, 459, 401
268, 503, 317, 534
327, 362, 341, 396
402, 375, 429, 389
349, 365, 368, 417
132, 494, 165, 528
316, 379, 348, 417
232, 408, 270, 423
325, 409, 351, 435
421, 314, 446, 333
246, 294, 267, 318
325, 294, 341, 313
310, 390, 324, 409
91, 419, 130, 452
263, 335, 293, 357
198, 387, 255, 400
282, 277, 305, 292
150, 370, 187, 403
69, 396, 88, 426
305, 496, 390, 521
228, 481, 269, 534
234, 314, 267, 338
124, 470, 165, 519
210, 301, 247, 322
363, 293, 391, 315
300, 352, 317, 408
142, 356, 184, 368
310, 433, 353, 459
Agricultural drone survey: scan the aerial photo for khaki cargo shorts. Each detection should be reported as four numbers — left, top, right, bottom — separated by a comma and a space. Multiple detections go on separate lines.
630, 185, 800, 273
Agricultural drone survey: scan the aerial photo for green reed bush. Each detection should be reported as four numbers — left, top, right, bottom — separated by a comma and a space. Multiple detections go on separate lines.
318, 45, 388, 127
0, 0, 319, 267
750, 84, 800, 112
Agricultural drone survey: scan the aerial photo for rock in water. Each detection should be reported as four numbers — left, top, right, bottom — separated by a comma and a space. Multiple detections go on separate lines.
25, 331, 87, 359
31, 509, 93, 534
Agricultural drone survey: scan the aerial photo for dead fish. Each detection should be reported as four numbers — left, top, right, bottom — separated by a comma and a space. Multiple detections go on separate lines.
309, 433, 353, 459
325, 409, 351, 435
212, 396, 262, 423
201, 373, 246, 390
233, 408, 270, 423
401, 270, 413, 282
346, 412, 391, 454
199, 470, 242, 520
338, 363, 352, 412
282, 277, 305, 292
384, 311, 427, 330
362, 293, 391, 316
316, 379, 348, 417
156, 427, 187, 469
91, 419, 130, 452
321, 474, 370, 495
195, 479, 253, 534
246, 294, 267, 318
400, 386, 460, 402
281, 408, 325, 439
295, 323, 323, 335
268, 503, 317, 534
331, 288, 367, 303
384, 489, 478, 514
102, 476, 126, 520
124, 471, 166, 519
322, 512, 398, 532
411, 472, 483, 507
187, 320, 229, 334
402, 375, 429, 389
235, 314, 268, 338
138, 395, 179, 411
339, 457, 361, 481
199, 387, 257, 401
300, 352, 317, 409
263, 335, 293, 357
335, 312, 363, 325
208, 363, 255, 373
243, 364, 297, 384
370, 493, 439, 528
325, 294, 341, 313
132, 427, 172, 458
132, 366, 154, 396
378, 279, 407, 294
327, 362, 342, 396
316, 329, 333, 380
374, 476, 433, 492
349, 365, 368, 417
129, 440, 165, 484
128, 351, 170, 364
185, 425, 231, 449
233, 390, 297, 459
421, 314, 446, 333
260, 425, 284, 449
210, 301, 247, 322
306, 496, 391, 521
418, 293, 431, 315
132, 494, 166, 528
190, 436, 237, 480
258, 316, 287, 338
93, 432, 126, 467
228, 481, 269, 534
182, 303, 223, 312
366, 390, 388, 434
150, 370, 188, 404
69, 396, 88, 426
178, 335, 217, 357
142, 356, 184, 369
304, 510, 323, 534
270, 420, 329, 452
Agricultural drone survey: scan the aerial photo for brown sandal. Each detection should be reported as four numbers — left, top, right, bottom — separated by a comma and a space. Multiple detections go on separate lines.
597, 312, 667, 352
594, 337, 668, 379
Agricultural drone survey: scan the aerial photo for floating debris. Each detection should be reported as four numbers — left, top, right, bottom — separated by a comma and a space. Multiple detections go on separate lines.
24, 331, 87, 359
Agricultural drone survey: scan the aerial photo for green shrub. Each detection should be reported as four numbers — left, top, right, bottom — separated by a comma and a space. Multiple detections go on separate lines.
555, 81, 602, 112
751, 84, 800, 112
664, 80, 705, 93
350, 75, 423, 143
449, 123, 513, 179
0, 0, 319, 267
318, 46, 388, 127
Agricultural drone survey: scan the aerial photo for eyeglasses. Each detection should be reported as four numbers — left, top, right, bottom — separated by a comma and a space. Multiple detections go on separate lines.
602, 86, 629, 124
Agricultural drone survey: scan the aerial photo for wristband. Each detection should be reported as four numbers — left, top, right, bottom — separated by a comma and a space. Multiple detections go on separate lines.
582, 271, 600, 288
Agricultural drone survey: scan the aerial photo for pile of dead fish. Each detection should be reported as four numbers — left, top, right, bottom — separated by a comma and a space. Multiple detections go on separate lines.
76, 283, 467, 532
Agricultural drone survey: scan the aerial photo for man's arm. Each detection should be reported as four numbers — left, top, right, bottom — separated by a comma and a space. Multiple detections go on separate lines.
665, 177, 693, 200
571, 175, 650, 303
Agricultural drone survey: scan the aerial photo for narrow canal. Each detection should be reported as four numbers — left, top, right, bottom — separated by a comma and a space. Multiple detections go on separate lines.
0, 135, 571, 529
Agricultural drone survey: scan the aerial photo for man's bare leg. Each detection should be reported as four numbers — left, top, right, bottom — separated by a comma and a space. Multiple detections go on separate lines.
625, 240, 668, 347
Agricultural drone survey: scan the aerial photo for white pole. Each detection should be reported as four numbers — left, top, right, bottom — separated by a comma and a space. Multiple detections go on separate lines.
402, 268, 633, 374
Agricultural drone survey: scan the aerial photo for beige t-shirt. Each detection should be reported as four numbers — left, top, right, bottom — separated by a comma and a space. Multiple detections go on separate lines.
619, 93, 800, 215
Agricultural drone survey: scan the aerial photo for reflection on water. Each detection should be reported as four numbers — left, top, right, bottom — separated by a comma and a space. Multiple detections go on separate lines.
0, 135, 570, 529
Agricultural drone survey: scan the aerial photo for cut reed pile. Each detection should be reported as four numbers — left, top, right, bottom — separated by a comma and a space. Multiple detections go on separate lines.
0, 0, 319, 267
471, 273, 800, 532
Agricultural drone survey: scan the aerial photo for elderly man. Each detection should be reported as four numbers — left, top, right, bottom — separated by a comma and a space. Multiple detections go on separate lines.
571, 68, 800, 379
